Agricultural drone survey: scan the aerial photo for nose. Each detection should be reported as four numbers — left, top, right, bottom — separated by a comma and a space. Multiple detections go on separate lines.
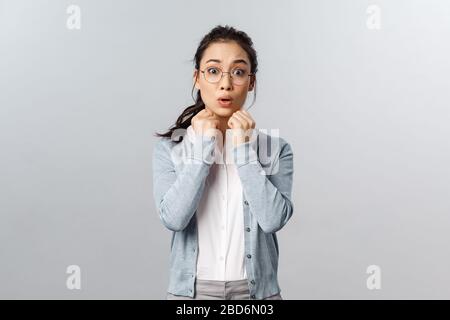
219, 72, 232, 91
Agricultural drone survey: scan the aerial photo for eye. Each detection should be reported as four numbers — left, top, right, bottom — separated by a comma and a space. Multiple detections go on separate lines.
207, 67, 220, 75
232, 68, 246, 77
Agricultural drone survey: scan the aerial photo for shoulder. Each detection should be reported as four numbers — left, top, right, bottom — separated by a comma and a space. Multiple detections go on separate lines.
153, 137, 180, 158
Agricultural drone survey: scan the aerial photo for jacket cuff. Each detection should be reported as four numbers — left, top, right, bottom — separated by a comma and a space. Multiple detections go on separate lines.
189, 134, 217, 165
232, 139, 258, 167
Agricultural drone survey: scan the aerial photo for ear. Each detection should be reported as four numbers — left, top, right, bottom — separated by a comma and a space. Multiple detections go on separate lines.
248, 75, 255, 92
193, 70, 200, 90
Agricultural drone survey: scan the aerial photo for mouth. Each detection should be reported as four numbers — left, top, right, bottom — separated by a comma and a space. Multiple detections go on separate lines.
217, 97, 233, 108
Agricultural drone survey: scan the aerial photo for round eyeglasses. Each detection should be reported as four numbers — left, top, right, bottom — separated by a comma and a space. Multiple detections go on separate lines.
200, 66, 253, 86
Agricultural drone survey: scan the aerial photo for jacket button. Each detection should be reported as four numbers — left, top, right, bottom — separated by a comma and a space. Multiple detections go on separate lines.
246, 227, 251, 232
244, 200, 249, 206
250, 280, 255, 285
247, 254, 252, 259
251, 294, 256, 299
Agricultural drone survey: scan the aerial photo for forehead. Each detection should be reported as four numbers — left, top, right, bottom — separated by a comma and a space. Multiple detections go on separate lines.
201, 41, 249, 65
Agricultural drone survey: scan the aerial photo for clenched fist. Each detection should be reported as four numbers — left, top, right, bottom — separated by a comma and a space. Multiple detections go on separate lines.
191, 108, 220, 138
227, 110, 256, 147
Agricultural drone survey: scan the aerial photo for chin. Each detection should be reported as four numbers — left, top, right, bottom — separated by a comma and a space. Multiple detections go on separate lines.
213, 106, 238, 117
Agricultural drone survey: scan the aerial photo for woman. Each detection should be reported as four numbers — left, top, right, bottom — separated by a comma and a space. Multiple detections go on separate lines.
153, 25, 294, 300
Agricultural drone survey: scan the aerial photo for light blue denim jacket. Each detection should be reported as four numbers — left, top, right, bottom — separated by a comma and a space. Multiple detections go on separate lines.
152, 128, 294, 299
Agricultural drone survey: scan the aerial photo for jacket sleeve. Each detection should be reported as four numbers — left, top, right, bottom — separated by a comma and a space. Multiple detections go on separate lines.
152, 136, 216, 232
233, 137, 294, 234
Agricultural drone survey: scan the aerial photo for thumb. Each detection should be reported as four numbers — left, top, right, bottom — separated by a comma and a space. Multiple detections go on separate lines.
228, 117, 235, 128
205, 107, 214, 117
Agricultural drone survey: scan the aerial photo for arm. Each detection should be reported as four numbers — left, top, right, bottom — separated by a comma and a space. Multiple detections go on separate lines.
152, 136, 216, 231
233, 138, 294, 233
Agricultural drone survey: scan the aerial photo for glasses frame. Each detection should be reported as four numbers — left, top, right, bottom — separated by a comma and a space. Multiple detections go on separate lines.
199, 66, 254, 86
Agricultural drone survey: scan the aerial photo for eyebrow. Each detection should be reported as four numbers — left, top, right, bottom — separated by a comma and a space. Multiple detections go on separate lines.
205, 59, 248, 65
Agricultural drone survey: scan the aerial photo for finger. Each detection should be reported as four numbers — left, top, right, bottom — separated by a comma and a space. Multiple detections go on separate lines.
240, 110, 255, 126
205, 108, 219, 120
236, 111, 255, 128
240, 109, 252, 117
228, 116, 239, 129
208, 111, 220, 120
232, 112, 248, 127
197, 109, 208, 118
199, 108, 209, 117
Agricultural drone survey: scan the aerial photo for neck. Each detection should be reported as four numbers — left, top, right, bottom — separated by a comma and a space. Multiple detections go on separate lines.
215, 116, 231, 144
217, 119, 228, 136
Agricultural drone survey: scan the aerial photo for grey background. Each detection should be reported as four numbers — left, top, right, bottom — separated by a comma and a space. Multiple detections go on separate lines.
1, 0, 449, 299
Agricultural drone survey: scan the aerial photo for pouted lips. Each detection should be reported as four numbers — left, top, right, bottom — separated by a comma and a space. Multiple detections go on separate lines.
218, 96, 233, 107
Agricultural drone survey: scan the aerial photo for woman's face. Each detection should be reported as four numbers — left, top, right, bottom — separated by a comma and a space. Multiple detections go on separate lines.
194, 41, 255, 118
